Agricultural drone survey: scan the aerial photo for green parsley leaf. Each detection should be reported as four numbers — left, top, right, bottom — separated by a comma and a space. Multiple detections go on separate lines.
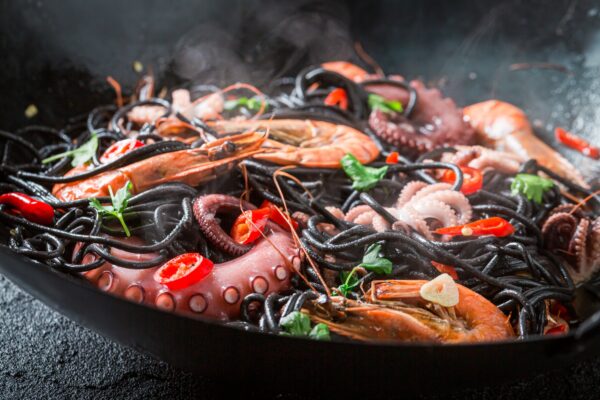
279, 311, 312, 336
224, 97, 265, 112
42, 132, 99, 167
309, 323, 331, 341
89, 181, 133, 237
511, 173, 554, 204
336, 267, 361, 297
368, 94, 403, 114
359, 243, 393, 274
341, 153, 388, 191
110, 181, 133, 213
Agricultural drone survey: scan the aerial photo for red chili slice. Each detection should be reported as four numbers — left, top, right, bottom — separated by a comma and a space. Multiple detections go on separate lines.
100, 139, 144, 164
441, 166, 483, 195
385, 151, 399, 164
154, 253, 214, 291
324, 87, 348, 110
545, 324, 568, 335
230, 207, 271, 244
555, 127, 599, 159
0, 192, 54, 225
434, 217, 515, 237
260, 200, 298, 231
431, 261, 458, 280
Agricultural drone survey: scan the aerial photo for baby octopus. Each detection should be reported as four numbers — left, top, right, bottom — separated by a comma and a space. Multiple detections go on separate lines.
321, 62, 476, 154
542, 204, 600, 283
340, 182, 472, 240
368, 81, 476, 154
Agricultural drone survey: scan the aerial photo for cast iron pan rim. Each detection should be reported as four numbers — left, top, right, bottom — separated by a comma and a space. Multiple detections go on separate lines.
1, 246, 580, 351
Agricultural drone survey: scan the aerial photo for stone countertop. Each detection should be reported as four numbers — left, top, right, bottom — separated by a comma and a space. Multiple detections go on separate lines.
1, 274, 599, 400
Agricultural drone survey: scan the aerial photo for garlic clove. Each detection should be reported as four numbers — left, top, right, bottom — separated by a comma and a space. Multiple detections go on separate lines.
419, 273, 459, 307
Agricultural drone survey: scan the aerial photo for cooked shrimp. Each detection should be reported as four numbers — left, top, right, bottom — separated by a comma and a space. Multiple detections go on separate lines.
209, 119, 380, 168
52, 132, 266, 201
304, 279, 514, 343
464, 100, 588, 188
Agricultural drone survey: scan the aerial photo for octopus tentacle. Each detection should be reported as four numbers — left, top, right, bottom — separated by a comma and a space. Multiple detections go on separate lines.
397, 205, 433, 240
353, 210, 378, 226
409, 183, 453, 202
569, 218, 590, 275
410, 199, 458, 228
193, 194, 255, 256
368, 80, 475, 154
541, 212, 578, 251
345, 205, 375, 222
396, 181, 428, 208
410, 190, 472, 224
591, 218, 600, 266
84, 226, 299, 320
547, 204, 585, 219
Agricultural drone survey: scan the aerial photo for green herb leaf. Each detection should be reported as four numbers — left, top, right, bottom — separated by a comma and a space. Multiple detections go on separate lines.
111, 181, 133, 213
359, 243, 393, 274
89, 181, 133, 237
224, 97, 265, 112
42, 132, 99, 167
279, 311, 312, 336
368, 94, 403, 114
511, 173, 554, 204
337, 267, 361, 297
341, 153, 388, 191
309, 323, 331, 341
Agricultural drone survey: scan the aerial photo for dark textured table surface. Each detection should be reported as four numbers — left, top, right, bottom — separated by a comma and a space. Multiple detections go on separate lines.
1, 274, 600, 400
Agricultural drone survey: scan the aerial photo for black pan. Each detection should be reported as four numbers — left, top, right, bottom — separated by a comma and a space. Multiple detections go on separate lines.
1, 0, 600, 395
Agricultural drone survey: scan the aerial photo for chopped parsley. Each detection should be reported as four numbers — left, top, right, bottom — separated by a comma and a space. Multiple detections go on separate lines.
341, 153, 388, 191
511, 173, 554, 204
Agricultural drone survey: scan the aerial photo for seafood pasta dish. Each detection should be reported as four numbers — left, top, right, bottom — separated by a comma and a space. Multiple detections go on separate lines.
1, 60, 598, 344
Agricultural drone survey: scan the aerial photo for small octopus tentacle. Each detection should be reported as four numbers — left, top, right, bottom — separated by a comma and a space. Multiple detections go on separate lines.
397, 205, 433, 240
411, 190, 472, 224
409, 183, 453, 202
353, 210, 378, 226
193, 194, 256, 256
345, 205, 375, 222
371, 212, 391, 233
547, 204, 585, 219
569, 218, 590, 275
541, 212, 579, 251
591, 217, 600, 266
396, 181, 428, 208
410, 199, 458, 228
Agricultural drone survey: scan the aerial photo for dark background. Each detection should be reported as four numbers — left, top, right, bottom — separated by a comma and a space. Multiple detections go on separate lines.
1, 0, 600, 398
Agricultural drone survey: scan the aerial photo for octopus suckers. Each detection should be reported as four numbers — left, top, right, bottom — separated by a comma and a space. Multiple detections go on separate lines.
274, 265, 288, 281
291, 256, 301, 272
156, 292, 176, 311
97, 271, 114, 292
223, 287, 240, 304
251, 276, 269, 294
189, 294, 207, 313
124, 284, 144, 303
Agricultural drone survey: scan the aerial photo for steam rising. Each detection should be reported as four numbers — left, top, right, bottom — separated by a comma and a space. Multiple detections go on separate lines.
172, 1, 355, 86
